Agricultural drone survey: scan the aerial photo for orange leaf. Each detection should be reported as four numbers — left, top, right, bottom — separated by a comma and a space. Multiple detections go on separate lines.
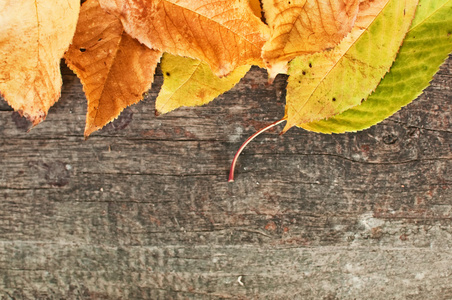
0, 0, 79, 125
249, 0, 263, 19
64, 0, 162, 137
99, 0, 270, 77
262, 0, 360, 77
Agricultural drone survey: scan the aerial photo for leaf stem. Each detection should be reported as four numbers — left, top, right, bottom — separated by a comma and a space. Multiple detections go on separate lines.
228, 119, 286, 182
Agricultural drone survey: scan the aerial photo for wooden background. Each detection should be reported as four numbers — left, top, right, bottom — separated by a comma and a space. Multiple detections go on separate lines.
0, 55, 451, 299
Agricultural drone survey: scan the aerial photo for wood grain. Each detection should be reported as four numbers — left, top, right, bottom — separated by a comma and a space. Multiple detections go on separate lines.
0, 56, 451, 299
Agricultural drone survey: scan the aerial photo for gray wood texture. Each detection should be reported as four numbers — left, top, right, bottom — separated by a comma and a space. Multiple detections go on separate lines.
0, 55, 451, 299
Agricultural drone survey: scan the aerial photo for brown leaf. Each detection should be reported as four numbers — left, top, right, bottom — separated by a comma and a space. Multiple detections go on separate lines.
64, 0, 162, 137
0, 0, 80, 125
262, 0, 360, 77
99, 0, 270, 77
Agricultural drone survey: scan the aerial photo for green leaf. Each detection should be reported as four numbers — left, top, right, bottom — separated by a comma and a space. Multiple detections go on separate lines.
155, 54, 250, 115
284, 0, 418, 132
302, 0, 452, 133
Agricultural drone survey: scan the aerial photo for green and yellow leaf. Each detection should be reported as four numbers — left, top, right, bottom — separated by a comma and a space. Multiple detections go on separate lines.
303, 0, 452, 133
156, 53, 250, 114
284, 0, 418, 132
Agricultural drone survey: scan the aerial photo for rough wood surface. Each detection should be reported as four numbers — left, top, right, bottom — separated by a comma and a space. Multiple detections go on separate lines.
0, 55, 451, 299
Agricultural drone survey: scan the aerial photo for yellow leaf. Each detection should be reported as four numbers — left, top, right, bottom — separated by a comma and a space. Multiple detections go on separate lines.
64, 0, 162, 137
283, 0, 418, 132
99, 0, 269, 77
0, 0, 79, 125
262, 0, 360, 78
156, 53, 250, 114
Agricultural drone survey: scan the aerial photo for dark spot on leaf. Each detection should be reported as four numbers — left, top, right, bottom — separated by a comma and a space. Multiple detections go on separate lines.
298, 80, 301, 83
98, 38, 102, 41
302, 71, 306, 75
309, 63, 312, 68
79, 47, 86, 52
332, 97, 336, 102
361, 98, 365, 103
166, 72, 170, 76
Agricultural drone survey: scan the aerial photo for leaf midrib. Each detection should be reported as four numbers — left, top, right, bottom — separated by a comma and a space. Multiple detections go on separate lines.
409, 0, 451, 31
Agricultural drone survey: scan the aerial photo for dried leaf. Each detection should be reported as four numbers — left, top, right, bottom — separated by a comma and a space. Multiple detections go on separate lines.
99, 0, 269, 77
0, 0, 79, 125
64, 0, 162, 137
156, 53, 250, 114
262, 0, 360, 77
284, 0, 418, 132
303, 0, 452, 133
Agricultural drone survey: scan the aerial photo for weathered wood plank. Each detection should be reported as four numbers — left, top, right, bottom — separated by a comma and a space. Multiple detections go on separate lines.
2, 243, 452, 299
0, 56, 451, 299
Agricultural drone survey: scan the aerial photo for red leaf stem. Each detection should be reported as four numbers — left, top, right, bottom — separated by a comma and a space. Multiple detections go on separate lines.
228, 119, 285, 182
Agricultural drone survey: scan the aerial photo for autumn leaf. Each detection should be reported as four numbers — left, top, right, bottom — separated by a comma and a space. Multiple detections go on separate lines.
156, 53, 250, 114
262, 0, 360, 78
64, 0, 162, 137
0, 0, 79, 125
153, 0, 259, 115
302, 0, 452, 133
1, 0, 450, 183
98, 0, 270, 77
283, 0, 418, 132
